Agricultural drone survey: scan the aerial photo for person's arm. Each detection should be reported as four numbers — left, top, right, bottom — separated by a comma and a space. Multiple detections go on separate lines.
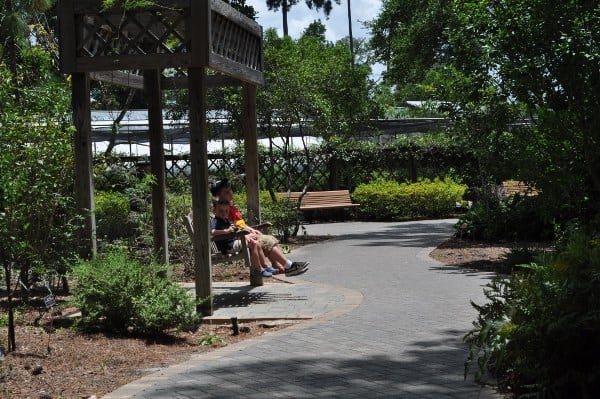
210, 219, 235, 236
211, 226, 236, 236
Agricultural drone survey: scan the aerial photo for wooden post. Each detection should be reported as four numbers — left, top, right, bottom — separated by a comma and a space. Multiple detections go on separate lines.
242, 82, 260, 225
188, 67, 213, 316
144, 69, 169, 266
71, 72, 97, 258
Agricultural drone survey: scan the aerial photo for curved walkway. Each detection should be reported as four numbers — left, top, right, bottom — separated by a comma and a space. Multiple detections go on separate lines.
105, 220, 499, 398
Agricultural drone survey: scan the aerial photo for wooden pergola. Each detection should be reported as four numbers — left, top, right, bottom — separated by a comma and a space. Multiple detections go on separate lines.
58, 0, 264, 315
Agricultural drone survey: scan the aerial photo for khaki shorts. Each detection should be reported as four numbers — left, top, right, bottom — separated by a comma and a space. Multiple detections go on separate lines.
257, 234, 279, 253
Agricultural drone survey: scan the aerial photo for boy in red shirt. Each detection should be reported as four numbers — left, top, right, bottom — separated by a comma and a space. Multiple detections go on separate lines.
211, 179, 309, 277
211, 198, 274, 277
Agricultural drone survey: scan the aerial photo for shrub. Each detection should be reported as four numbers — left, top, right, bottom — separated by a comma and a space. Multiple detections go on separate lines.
456, 194, 553, 241
233, 190, 300, 240
72, 251, 198, 335
465, 233, 600, 397
165, 193, 193, 275
352, 178, 467, 220
262, 197, 301, 241
95, 191, 133, 239
501, 246, 544, 271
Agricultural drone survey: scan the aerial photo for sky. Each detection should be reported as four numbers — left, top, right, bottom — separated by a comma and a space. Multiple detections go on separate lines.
247, 0, 386, 80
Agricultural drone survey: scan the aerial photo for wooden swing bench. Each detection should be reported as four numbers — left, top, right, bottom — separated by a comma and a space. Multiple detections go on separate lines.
277, 190, 360, 212
182, 213, 268, 286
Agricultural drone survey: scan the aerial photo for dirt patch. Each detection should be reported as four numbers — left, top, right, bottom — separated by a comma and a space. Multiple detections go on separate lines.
430, 237, 511, 271
429, 236, 551, 273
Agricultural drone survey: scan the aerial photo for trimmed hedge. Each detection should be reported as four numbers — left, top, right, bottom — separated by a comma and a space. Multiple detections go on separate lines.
352, 178, 467, 220
95, 191, 133, 239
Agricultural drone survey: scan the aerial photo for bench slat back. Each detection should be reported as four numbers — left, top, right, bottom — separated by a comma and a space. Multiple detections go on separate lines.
277, 190, 357, 208
182, 213, 221, 255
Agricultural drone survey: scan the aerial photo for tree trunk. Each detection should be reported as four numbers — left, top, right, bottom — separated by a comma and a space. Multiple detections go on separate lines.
282, 0, 289, 37
347, 0, 354, 66
104, 88, 137, 157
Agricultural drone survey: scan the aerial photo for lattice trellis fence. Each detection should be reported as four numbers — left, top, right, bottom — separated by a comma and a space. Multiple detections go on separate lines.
95, 152, 330, 191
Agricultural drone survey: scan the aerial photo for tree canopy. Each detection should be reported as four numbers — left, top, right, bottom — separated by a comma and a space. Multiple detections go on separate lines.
259, 28, 373, 140
437, 0, 600, 220
367, 0, 454, 99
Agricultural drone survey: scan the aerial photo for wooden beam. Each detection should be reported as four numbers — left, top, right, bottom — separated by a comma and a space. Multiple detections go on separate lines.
90, 71, 144, 89
191, 0, 211, 66
210, 0, 262, 37
188, 67, 213, 316
144, 69, 169, 266
209, 52, 264, 85
76, 53, 191, 72
71, 72, 97, 258
58, 0, 76, 73
242, 82, 262, 288
89, 71, 242, 90
73, 0, 189, 14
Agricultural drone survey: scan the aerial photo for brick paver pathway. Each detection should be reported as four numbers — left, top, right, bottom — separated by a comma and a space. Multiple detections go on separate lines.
105, 220, 499, 398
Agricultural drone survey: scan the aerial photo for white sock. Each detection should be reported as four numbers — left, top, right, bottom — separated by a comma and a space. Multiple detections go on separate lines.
284, 260, 293, 269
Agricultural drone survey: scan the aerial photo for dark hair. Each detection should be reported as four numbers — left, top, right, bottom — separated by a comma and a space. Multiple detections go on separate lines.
210, 178, 230, 197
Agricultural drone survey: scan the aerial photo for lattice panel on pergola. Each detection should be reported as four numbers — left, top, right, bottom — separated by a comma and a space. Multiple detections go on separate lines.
78, 10, 189, 57
59, 0, 264, 85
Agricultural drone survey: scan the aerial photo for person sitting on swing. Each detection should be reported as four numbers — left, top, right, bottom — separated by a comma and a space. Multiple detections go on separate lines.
210, 178, 309, 277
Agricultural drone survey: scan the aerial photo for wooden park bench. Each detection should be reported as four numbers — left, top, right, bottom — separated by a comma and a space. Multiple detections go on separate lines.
182, 213, 265, 286
277, 190, 360, 213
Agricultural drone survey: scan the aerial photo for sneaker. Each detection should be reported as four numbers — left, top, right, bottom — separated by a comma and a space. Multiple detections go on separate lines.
253, 269, 272, 278
285, 261, 309, 277
265, 266, 279, 275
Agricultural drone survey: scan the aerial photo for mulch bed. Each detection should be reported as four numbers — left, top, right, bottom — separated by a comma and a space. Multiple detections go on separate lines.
429, 236, 552, 273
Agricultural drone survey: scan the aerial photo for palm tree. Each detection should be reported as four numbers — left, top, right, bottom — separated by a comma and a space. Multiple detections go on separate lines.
266, 0, 340, 37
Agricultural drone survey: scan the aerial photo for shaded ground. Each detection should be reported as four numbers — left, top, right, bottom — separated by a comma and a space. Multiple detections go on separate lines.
107, 220, 501, 399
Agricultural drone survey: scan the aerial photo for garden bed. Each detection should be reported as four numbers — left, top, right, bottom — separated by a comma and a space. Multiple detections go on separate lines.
430, 237, 552, 273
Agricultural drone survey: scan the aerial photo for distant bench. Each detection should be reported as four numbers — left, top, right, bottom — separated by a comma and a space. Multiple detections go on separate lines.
277, 190, 360, 212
